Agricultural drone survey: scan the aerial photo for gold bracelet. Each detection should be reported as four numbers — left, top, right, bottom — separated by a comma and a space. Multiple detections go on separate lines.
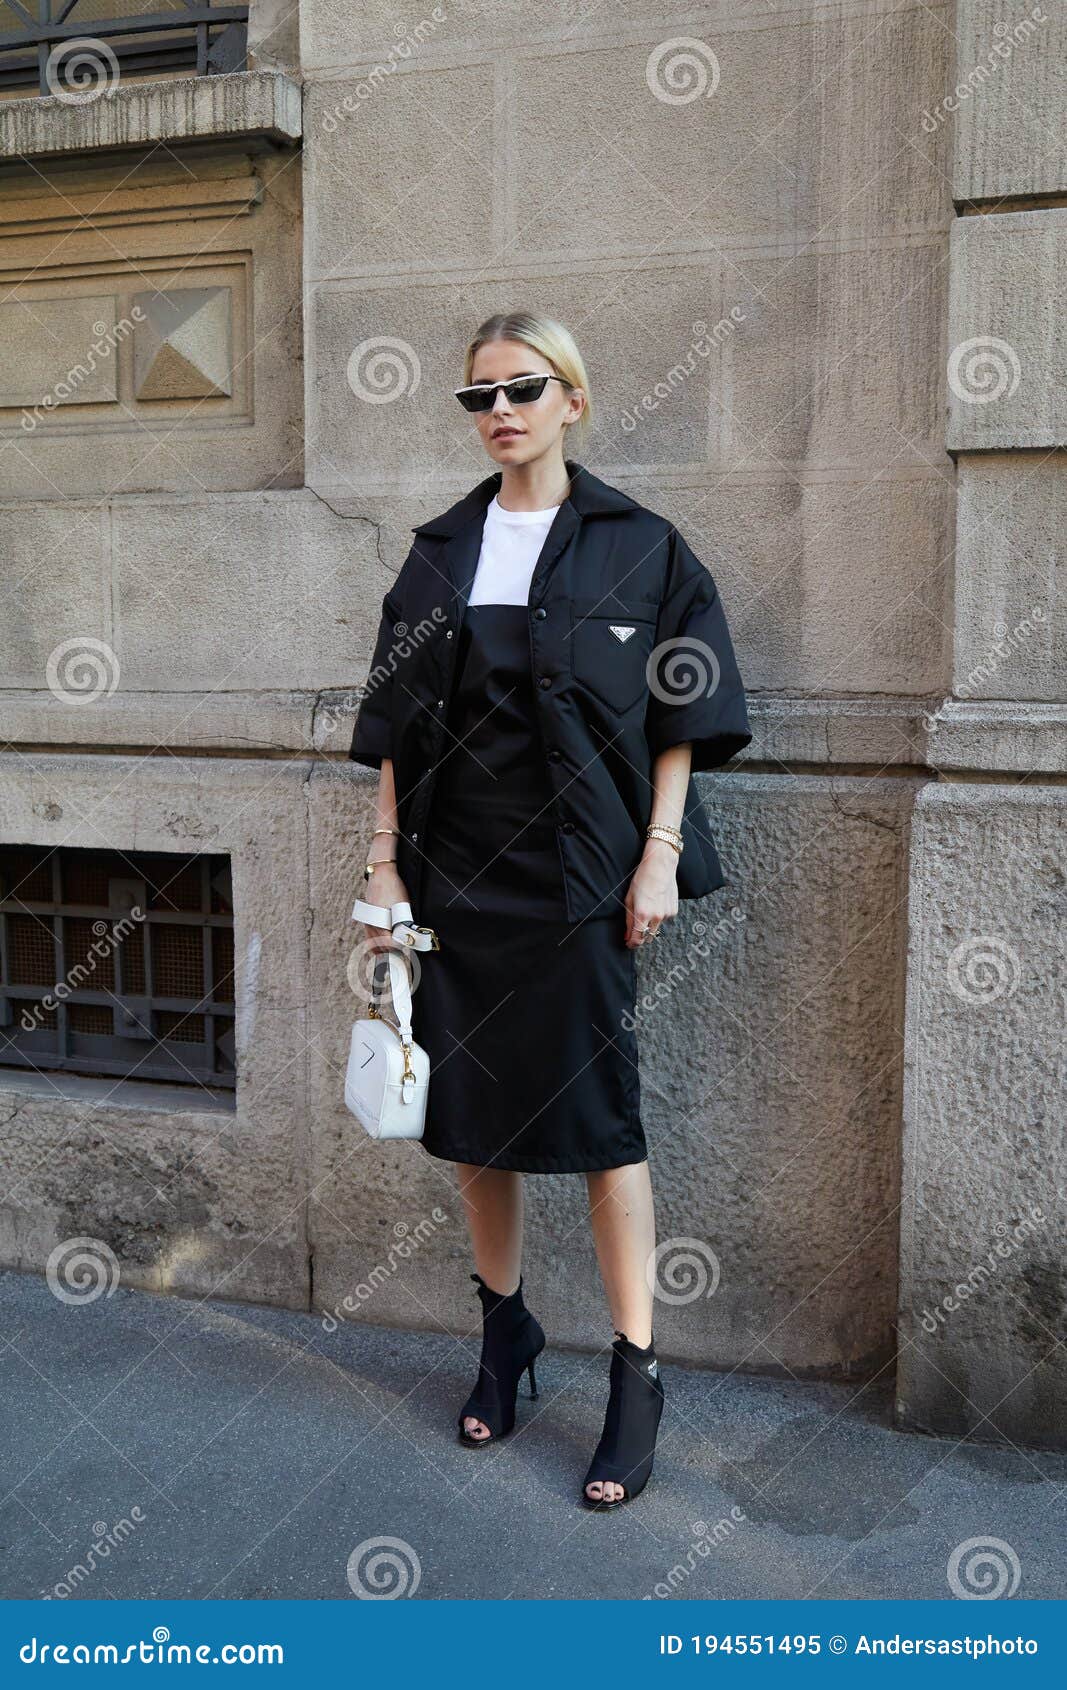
371, 827, 398, 837
364, 858, 397, 879
646, 823, 683, 855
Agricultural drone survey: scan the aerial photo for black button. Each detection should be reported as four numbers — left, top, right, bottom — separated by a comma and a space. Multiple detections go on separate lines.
560, 821, 576, 835
547, 749, 562, 763
538, 676, 551, 689
533, 606, 547, 619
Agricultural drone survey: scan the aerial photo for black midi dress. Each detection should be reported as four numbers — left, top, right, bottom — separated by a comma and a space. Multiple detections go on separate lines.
411, 601, 647, 1174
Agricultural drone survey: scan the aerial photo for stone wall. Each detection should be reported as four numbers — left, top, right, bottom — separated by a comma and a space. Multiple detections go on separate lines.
0, 2, 1062, 1436
895, 0, 1067, 1446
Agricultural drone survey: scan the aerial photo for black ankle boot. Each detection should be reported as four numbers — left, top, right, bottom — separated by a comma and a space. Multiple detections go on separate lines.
458, 1272, 545, 1446
582, 1330, 665, 1509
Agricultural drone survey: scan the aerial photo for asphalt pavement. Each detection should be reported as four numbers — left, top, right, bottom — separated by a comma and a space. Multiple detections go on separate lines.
1, 1269, 1061, 1602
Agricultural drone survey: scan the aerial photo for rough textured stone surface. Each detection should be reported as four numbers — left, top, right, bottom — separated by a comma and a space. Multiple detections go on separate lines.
305, 69, 495, 278
308, 261, 948, 484
0, 678, 947, 771
0, 146, 302, 500
898, 784, 1067, 1448
953, 0, 1067, 202
954, 454, 1066, 703
0, 71, 301, 162
0, 689, 321, 754
302, 0, 953, 703
0, 295, 118, 408
0, 754, 313, 1308
109, 491, 381, 692
0, 490, 381, 697
308, 765, 914, 1376
0, 500, 111, 687
925, 702, 1067, 774
247, 1, 302, 77
306, 464, 952, 699
2, 0, 1059, 1447
948, 210, 1067, 450
302, 0, 951, 251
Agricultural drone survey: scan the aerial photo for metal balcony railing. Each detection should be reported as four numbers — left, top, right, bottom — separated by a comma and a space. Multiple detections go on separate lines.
0, 2, 249, 96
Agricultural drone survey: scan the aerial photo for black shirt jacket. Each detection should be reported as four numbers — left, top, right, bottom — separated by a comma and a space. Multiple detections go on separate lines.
348, 459, 752, 922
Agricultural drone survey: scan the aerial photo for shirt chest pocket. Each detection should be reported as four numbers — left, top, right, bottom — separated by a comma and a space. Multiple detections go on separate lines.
567, 595, 659, 715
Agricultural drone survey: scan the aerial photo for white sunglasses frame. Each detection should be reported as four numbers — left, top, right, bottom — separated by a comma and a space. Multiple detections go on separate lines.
453, 373, 572, 411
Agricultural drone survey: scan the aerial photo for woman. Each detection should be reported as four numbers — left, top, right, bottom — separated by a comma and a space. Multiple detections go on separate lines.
349, 311, 750, 1509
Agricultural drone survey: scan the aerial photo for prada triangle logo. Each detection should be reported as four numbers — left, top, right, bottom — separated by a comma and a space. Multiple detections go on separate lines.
609, 624, 636, 643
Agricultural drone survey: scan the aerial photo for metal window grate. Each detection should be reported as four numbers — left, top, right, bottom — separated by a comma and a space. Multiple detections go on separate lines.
0, 2, 248, 96
0, 845, 236, 1089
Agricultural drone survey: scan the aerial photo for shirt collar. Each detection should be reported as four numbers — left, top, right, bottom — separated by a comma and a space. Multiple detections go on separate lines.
412, 458, 640, 537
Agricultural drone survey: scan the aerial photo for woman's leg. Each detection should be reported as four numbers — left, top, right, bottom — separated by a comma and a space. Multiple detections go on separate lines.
583, 1159, 657, 1500
456, 1162, 524, 1440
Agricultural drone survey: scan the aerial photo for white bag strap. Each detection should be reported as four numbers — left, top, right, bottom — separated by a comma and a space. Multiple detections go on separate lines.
352, 896, 439, 953
366, 950, 420, 1102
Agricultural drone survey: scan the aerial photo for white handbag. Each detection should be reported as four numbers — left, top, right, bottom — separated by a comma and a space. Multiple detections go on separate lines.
344, 898, 438, 1140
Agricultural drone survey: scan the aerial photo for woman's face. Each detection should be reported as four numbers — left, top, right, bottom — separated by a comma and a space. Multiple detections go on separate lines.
467, 338, 585, 468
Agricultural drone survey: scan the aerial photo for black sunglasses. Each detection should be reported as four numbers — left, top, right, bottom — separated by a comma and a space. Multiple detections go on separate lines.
454, 373, 572, 413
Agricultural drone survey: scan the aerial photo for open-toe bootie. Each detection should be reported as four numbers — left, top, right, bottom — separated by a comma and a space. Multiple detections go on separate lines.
582, 1329, 665, 1508
458, 1272, 545, 1447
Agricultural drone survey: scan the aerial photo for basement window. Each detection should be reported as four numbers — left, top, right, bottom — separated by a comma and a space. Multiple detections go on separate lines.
0, 845, 235, 1089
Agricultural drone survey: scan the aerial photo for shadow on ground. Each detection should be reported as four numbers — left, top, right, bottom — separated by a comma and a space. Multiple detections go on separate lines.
0, 1270, 1062, 1601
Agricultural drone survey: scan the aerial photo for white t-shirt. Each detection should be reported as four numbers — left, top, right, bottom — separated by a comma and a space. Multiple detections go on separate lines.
467, 494, 562, 606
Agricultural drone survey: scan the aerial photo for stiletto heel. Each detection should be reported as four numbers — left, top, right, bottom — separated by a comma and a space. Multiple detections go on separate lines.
457, 1272, 545, 1446
582, 1329, 665, 1510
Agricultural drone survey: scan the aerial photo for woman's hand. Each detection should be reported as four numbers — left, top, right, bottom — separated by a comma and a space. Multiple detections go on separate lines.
358, 863, 412, 954
624, 839, 679, 949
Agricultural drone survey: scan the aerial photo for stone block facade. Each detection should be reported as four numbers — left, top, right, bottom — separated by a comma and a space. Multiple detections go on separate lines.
0, 2, 1061, 1443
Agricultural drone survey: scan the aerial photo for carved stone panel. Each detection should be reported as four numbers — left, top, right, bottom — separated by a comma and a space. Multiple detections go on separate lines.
133, 287, 234, 402
0, 294, 120, 408
0, 145, 302, 496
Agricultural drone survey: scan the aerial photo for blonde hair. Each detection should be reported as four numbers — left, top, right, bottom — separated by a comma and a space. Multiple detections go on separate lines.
463, 311, 591, 445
